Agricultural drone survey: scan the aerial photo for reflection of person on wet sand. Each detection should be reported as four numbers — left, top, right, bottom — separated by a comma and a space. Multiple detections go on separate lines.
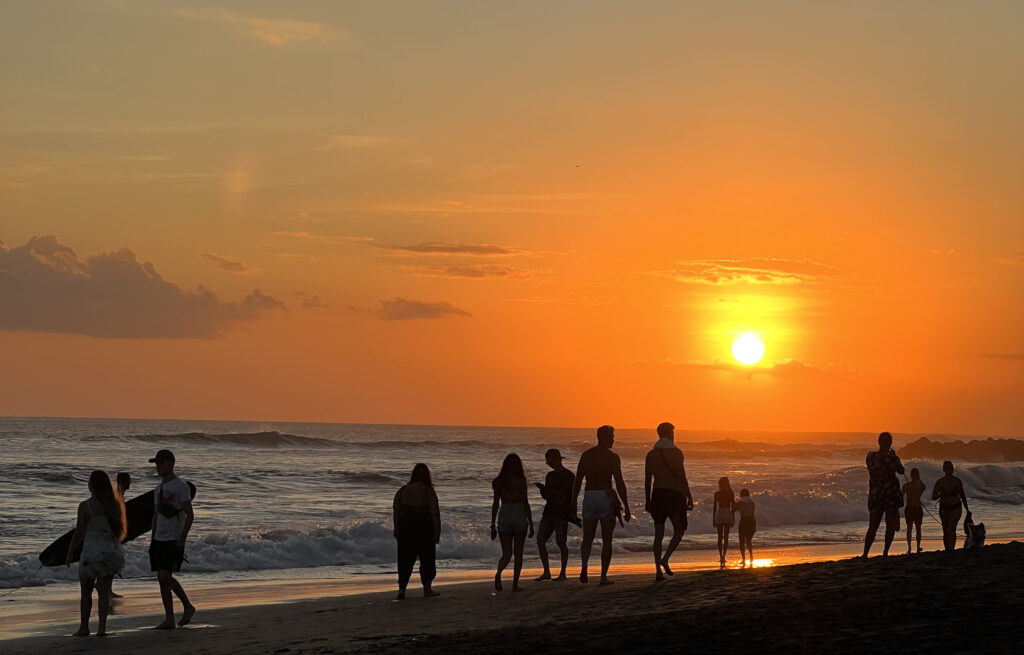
644, 422, 693, 581
393, 463, 441, 600
571, 425, 631, 585
491, 454, 533, 592
932, 460, 969, 552
534, 448, 576, 582
902, 468, 926, 554
861, 432, 905, 559
712, 477, 735, 568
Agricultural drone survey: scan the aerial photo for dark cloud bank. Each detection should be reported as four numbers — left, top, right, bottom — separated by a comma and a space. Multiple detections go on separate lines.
0, 236, 285, 338
378, 298, 471, 321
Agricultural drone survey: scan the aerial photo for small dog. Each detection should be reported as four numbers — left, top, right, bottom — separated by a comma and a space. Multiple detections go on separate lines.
964, 512, 986, 549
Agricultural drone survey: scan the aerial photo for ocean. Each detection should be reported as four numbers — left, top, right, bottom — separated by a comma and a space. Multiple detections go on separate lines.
1, 417, 1022, 593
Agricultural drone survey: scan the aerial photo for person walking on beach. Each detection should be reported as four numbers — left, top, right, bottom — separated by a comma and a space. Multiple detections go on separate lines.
932, 460, 969, 552
534, 448, 577, 581
861, 432, 905, 559
66, 470, 127, 637
393, 463, 441, 599
712, 477, 735, 568
736, 488, 756, 568
149, 449, 196, 629
902, 468, 926, 554
643, 422, 693, 581
491, 454, 533, 591
571, 425, 631, 585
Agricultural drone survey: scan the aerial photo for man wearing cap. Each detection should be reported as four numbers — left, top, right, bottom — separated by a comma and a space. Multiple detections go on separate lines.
644, 422, 694, 581
533, 448, 578, 581
149, 449, 195, 629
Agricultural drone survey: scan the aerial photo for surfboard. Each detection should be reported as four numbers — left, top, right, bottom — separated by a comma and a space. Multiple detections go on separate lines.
39, 481, 197, 567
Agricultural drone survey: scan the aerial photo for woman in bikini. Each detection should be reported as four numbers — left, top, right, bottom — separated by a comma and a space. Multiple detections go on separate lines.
490, 453, 534, 591
712, 477, 736, 568
932, 460, 969, 551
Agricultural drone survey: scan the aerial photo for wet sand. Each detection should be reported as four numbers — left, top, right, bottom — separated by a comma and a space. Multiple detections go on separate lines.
3, 542, 1020, 654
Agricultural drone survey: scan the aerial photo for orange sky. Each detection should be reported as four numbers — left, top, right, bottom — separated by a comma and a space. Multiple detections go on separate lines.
1, 2, 1022, 434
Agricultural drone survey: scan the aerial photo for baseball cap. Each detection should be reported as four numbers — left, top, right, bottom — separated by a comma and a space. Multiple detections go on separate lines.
545, 448, 565, 460
148, 449, 175, 463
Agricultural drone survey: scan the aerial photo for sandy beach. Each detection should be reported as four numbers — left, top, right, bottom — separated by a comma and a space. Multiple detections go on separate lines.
3, 542, 1020, 654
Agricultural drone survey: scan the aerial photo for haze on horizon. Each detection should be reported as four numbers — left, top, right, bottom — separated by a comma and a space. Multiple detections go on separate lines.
1, 1, 1022, 435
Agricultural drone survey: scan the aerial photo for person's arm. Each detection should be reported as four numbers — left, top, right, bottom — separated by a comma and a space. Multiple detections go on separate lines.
66, 501, 88, 566
613, 456, 630, 522
680, 454, 694, 510
430, 488, 441, 544
393, 489, 401, 539
571, 455, 585, 509
177, 500, 193, 551
644, 454, 653, 512
931, 480, 941, 501
958, 480, 969, 513
523, 482, 534, 537
712, 492, 720, 526
893, 453, 905, 476
490, 487, 500, 535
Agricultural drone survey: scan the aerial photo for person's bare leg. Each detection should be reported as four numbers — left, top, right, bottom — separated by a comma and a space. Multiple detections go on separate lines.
915, 520, 923, 552
883, 511, 897, 556
662, 514, 683, 574
599, 517, 615, 585
556, 539, 568, 580
653, 521, 665, 580
154, 571, 175, 629
862, 511, 882, 558
722, 525, 731, 566
717, 525, 724, 564
580, 519, 597, 583
169, 576, 194, 626
495, 532, 512, 591
906, 517, 913, 553
75, 577, 93, 636
747, 537, 754, 565
536, 536, 551, 580
96, 575, 113, 636
512, 531, 526, 591
739, 536, 747, 567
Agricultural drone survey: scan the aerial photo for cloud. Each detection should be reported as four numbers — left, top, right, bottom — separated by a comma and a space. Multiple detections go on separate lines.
0, 236, 285, 338
167, 7, 341, 46
271, 230, 373, 244
378, 298, 472, 321
994, 255, 1024, 268
653, 258, 841, 286
373, 241, 525, 257
315, 135, 396, 150
199, 253, 260, 274
404, 264, 539, 279
667, 358, 851, 379
294, 290, 330, 309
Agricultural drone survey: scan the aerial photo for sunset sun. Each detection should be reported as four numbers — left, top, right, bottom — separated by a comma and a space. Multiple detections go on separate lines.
731, 333, 765, 366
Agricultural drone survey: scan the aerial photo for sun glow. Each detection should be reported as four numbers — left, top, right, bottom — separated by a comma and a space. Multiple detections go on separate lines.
731, 333, 765, 365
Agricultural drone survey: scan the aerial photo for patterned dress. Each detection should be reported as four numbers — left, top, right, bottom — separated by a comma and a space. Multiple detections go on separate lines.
866, 450, 905, 512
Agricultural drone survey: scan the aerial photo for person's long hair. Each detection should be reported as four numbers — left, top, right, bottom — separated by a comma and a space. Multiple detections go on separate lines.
409, 463, 433, 486
89, 470, 127, 542
492, 453, 526, 492
717, 476, 734, 506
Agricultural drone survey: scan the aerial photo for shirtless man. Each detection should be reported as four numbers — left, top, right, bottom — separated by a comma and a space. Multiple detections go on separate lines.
571, 425, 631, 585
902, 468, 926, 553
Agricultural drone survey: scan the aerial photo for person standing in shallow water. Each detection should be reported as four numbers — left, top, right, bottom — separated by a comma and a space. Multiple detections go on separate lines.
644, 422, 693, 581
393, 463, 441, 600
861, 432, 905, 558
902, 468, 926, 554
932, 460, 969, 552
571, 425, 631, 585
491, 453, 533, 592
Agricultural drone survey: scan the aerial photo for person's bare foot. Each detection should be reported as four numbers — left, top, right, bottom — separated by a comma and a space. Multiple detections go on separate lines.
110, 591, 123, 599
73, 627, 89, 637
178, 604, 196, 627
579, 570, 588, 584
512, 584, 523, 592
661, 559, 674, 576
96, 631, 108, 637
599, 577, 614, 586
494, 574, 503, 592
554, 572, 567, 581
153, 621, 175, 630
917, 546, 923, 553
423, 589, 440, 598
534, 572, 551, 581
655, 571, 665, 582
395, 589, 406, 600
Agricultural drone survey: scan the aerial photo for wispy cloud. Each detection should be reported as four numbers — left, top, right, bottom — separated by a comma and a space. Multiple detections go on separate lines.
167, 7, 342, 46
373, 241, 525, 257
665, 358, 852, 379
294, 290, 330, 309
378, 298, 472, 321
404, 264, 540, 279
653, 258, 840, 286
199, 253, 260, 274
271, 230, 373, 244
0, 236, 284, 338
994, 255, 1024, 268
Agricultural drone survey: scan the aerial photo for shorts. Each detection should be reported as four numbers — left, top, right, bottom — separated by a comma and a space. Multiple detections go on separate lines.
582, 490, 612, 520
715, 508, 734, 527
905, 505, 923, 524
649, 488, 686, 524
149, 539, 184, 573
497, 502, 529, 534
738, 517, 756, 540
537, 514, 568, 544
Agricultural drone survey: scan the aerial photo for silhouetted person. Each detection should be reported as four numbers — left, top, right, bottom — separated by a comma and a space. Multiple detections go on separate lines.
712, 477, 735, 568
861, 432, 905, 558
393, 463, 441, 600
932, 460, 969, 552
534, 448, 576, 581
736, 488, 756, 568
902, 468, 926, 554
110, 472, 131, 599
491, 453, 533, 591
66, 470, 127, 637
149, 449, 195, 629
644, 422, 693, 581
571, 425, 631, 585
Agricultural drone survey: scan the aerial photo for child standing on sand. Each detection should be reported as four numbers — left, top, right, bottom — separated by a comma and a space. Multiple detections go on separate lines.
735, 489, 756, 567
712, 477, 735, 568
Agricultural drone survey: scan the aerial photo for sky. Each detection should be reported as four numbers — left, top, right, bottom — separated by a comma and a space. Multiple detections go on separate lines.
1, 1, 1022, 434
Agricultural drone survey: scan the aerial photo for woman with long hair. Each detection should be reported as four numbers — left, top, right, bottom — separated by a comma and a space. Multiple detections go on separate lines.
66, 470, 127, 637
712, 476, 735, 568
393, 463, 441, 600
490, 453, 533, 591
